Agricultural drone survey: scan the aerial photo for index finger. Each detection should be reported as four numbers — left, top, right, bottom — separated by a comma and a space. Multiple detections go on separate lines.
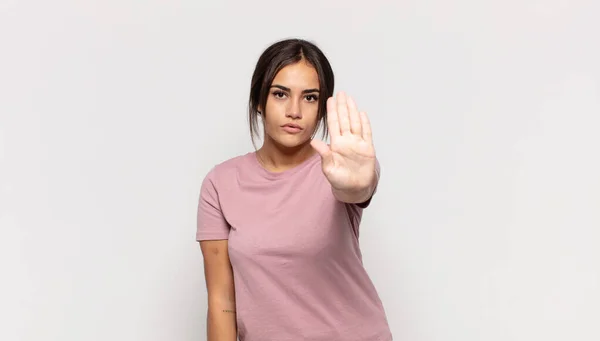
326, 96, 340, 142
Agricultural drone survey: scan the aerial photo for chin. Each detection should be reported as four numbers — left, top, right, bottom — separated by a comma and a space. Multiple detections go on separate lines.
270, 134, 309, 150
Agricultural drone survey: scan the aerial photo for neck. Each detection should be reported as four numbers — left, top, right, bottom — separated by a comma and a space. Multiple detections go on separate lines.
256, 139, 317, 172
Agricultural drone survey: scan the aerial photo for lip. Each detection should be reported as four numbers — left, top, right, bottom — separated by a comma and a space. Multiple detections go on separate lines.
281, 123, 303, 134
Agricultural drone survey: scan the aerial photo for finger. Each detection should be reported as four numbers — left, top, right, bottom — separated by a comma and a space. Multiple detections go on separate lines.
347, 95, 362, 136
336, 92, 351, 135
326, 96, 340, 142
310, 138, 332, 161
359, 111, 373, 144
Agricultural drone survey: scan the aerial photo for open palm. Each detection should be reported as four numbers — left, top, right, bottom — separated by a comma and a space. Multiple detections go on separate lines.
310, 91, 377, 192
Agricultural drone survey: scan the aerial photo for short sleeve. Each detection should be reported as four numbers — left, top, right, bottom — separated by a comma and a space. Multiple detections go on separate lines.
196, 167, 230, 241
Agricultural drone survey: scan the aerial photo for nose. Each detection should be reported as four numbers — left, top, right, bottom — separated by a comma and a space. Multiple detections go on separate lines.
286, 98, 302, 119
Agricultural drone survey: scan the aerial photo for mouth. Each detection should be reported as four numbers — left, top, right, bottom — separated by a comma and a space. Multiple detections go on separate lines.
281, 123, 303, 134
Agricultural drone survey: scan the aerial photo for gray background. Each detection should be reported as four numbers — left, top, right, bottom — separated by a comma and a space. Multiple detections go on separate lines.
1, 0, 599, 340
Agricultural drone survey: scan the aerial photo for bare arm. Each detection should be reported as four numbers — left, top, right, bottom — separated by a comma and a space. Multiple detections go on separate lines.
200, 240, 237, 341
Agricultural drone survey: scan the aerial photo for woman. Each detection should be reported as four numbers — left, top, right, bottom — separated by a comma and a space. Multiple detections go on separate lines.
196, 38, 392, 341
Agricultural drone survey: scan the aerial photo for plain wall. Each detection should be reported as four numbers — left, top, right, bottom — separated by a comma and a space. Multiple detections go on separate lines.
1, 0, 599, 340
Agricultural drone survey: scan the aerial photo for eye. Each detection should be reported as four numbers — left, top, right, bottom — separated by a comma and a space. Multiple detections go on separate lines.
272, 90, 287, 99
305, 94, 319, 102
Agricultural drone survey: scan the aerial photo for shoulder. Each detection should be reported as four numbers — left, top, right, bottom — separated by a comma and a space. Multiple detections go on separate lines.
213, 153, 250, 173
202, 152, 253, 185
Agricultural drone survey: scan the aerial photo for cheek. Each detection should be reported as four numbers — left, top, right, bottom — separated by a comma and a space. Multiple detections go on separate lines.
262, 102, 319, 133
262, 103, 279, 123
262, 107, 284, 138
304, 105, 320, 125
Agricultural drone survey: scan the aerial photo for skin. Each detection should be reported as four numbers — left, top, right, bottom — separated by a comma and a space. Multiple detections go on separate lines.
257, 58, 378, 203
200, 58, 379, 341
256, 59, 322, 171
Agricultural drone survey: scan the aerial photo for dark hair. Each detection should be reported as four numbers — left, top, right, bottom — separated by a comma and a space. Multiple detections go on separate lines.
248, 38, 335, 149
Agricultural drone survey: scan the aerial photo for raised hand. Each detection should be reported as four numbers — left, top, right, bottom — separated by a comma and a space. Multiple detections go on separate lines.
310, 91, 377, 197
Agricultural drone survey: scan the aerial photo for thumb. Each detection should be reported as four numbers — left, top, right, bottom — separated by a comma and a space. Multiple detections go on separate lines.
310, 138, 332, 161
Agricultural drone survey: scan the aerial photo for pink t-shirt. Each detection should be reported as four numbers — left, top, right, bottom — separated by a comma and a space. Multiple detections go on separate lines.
196, 151, 392, 341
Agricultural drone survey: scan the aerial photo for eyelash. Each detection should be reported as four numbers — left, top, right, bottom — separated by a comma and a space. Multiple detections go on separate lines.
272, 91, 318, 102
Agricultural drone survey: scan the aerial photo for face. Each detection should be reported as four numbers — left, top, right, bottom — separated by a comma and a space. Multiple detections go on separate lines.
260, 60, 320, 149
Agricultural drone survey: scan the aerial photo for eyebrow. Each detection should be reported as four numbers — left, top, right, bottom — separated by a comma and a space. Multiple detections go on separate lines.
270, 84, 320, 94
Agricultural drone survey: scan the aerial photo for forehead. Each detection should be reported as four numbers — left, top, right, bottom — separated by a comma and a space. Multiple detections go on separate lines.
272, 61, 319, 88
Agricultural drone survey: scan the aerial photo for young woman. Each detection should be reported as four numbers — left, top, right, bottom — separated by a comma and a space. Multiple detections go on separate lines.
196, 38, 392, 341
